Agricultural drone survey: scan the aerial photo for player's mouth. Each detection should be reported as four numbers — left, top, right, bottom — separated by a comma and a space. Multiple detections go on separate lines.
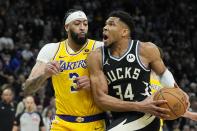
103, 34, 109, 42
78, 32, 86, 38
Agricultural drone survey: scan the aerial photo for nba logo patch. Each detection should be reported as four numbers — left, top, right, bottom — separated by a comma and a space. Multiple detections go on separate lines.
84, 49, 89, 52
126, 54, 135, 62
83, 49, 90, 54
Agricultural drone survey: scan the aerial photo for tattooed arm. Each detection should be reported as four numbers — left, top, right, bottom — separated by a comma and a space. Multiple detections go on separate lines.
23, 61, 60, 95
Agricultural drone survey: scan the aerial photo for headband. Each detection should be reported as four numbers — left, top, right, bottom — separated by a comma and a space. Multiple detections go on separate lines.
65, 11, 87, 25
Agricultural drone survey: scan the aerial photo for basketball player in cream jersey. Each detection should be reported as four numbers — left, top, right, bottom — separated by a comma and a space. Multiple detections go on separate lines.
24, 9, 105, 131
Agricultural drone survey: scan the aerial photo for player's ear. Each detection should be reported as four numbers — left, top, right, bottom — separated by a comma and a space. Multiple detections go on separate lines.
122, 28, 129, 37
64, 24, 69, 32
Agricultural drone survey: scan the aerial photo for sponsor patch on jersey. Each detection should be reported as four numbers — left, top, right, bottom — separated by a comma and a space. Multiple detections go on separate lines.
126, 54, 135, 63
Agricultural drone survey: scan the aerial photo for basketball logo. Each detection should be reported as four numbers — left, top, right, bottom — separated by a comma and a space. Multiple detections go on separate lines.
126, 54, 135, 63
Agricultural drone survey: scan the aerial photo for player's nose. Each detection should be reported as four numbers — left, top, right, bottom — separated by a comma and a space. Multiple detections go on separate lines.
103, 26, 108, 32
79, 24, 86, 31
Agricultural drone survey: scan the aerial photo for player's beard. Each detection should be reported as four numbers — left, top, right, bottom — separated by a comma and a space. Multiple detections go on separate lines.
70, 30, 87, 46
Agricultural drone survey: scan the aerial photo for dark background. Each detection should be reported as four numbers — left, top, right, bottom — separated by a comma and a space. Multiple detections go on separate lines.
0, 0, 196, 130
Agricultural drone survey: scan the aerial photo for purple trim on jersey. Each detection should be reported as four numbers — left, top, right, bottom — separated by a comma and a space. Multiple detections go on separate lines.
52, 42, 61, 60
92, 40, 96, 50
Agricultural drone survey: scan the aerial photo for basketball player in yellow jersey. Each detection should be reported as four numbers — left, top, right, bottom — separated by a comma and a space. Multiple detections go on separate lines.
24, 9, 105, 131
150, 71, 164, 131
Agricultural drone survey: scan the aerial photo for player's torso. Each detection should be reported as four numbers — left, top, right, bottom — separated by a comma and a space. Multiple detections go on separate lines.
102, 40, 151, 118
52, 39, 103, 116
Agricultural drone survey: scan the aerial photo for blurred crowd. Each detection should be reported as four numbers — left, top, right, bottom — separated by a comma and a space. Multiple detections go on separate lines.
0, 0, 196, 131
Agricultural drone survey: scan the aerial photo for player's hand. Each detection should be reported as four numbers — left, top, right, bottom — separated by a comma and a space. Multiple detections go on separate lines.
75, 76, 90, 90
44, 61, 60, 77
138, 95, 170, 119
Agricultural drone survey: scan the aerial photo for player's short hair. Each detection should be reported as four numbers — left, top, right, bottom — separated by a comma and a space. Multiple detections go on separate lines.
108, 11, 135, 37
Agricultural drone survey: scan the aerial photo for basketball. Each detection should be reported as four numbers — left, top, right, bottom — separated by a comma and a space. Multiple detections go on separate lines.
153, 87, 187, 120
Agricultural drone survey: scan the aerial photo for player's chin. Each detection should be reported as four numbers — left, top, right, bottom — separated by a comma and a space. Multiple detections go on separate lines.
103, 41, 111, 47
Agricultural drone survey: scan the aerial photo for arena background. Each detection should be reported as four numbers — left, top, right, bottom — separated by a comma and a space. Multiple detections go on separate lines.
0, 0, 196, 130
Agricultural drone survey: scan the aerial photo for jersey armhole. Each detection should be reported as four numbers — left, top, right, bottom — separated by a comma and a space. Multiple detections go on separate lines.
52, 42, 61, 60
136, 41, 150, 72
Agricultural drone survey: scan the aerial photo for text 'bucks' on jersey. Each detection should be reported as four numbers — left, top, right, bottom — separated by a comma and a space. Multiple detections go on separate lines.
102, 40, 152, 118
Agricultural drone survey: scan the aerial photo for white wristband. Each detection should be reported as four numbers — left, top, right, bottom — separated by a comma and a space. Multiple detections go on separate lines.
159, 69, 175, 88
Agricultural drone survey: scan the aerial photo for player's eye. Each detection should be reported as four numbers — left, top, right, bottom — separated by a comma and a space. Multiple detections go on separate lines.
74, 22, 80, 25
83, 22, 88, 26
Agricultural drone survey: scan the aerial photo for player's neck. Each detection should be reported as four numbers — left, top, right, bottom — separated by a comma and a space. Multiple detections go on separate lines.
67, 37, 85, 52
110, 38, 131, 57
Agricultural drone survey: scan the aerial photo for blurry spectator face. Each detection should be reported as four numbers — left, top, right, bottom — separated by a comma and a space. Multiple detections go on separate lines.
50, 97, 55, 107
18, 74, 25, 83
66, 18, 88, 45
25, 96, 35, 111
1, 88, 14, 104
7, 75, 15, 84
46, 109, 53, 118
2, 53, 11, 63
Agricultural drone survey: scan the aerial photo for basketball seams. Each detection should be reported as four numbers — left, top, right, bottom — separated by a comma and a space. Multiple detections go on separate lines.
161, 91, 186, 111
159, 90, 179, 117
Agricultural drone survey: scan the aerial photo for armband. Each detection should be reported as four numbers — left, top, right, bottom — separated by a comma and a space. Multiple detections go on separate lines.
159, 69, 175, 88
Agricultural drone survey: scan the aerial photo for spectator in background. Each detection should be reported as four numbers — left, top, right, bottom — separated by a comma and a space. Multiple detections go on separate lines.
0, 0, 196, 130
42, 97, 55, 118
21, 43, 33, 61
12, 95, 45, 131
0, 87, 16, 131
43, 108, 54, 131
15, 98, 25, 117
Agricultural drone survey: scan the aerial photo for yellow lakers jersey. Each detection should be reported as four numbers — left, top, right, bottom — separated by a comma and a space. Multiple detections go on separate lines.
52, 39, 103, 116
150, 72, 163, 131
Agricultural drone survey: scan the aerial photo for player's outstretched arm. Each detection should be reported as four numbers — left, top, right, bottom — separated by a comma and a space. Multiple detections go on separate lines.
23, 61, 60, 95
182, 110, 197, 121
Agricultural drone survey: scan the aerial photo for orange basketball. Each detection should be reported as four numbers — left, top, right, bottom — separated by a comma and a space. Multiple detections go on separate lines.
153, 87, 187, 120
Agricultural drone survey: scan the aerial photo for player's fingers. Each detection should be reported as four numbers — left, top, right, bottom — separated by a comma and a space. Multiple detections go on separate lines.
153, 100, 168, 105
77, 81, 90, 90
51, 61, 61, 71
151, 108, 170, 119
155, 106, 170, 114
76, 76, 90, 85
157, 112, 170, 119
47, 64, 59, 74
46, 67, 58, 75
76, 76, 89, 82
